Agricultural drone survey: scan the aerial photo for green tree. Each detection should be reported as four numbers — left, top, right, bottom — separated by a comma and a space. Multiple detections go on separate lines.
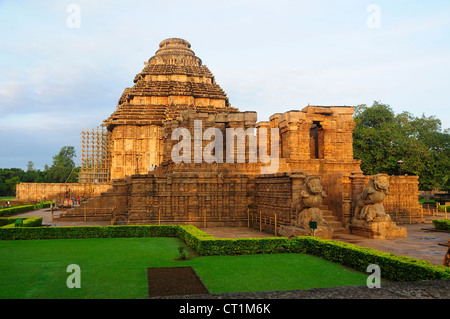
5, 176, 21, 195
353, 101, 450, 190
46, 146, 77, 183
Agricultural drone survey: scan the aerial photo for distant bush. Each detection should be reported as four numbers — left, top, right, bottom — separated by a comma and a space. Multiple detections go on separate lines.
0, 205, 36, 217
0, 201, 54, 217
0, 217, 43, 228
437, 205, 450, 213
432, 219, 450, 231
420, 200, 437, 205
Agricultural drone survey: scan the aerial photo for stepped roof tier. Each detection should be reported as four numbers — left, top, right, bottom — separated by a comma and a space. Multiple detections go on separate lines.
104, 38, 238, 130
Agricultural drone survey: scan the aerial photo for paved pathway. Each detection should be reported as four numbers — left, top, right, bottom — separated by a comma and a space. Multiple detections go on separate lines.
332, 222, 449, 266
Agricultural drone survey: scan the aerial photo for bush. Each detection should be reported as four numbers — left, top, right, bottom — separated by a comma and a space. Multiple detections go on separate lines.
178, 246, 187, 260
437, 205, 450, 213
0, 217, 43, 228
432, 219, 450, 231
0, 202, 55, 217
420, 199, 437, 205
197, 237, 291, 256
289, 236, 450, 282
0, 225, 179, 240
0, 205, 36, 217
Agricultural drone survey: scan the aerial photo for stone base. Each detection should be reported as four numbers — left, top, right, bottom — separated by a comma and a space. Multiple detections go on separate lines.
278, 225, 333, 239
350, 218, 407, 239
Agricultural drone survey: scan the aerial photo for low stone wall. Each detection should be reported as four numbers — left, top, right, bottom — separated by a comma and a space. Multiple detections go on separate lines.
16, 182, 112, 204
124, 171, 252, 226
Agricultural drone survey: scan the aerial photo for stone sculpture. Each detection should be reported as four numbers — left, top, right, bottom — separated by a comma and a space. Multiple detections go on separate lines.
350, 173, 407, 239
353, 173, 391, 222
296, 176, 328, 227
280, 175, 333, 239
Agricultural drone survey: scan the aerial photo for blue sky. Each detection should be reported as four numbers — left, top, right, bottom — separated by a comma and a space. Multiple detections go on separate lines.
1, 0, 449, 170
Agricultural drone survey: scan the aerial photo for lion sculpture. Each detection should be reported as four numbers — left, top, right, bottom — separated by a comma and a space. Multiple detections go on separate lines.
296, 176, 329, 228
354, 173, 391, 222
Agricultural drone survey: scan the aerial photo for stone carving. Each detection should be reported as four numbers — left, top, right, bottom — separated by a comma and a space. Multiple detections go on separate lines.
354, 173, 391, 222
350, 174, 407, 239
295, 176, 329, 228
280, 175, 333, 239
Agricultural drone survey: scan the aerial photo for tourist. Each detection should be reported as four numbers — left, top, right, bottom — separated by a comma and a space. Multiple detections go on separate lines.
150, 164, 154, 171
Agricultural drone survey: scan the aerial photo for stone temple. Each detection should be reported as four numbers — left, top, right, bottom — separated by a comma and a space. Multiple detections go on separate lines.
17, 38, 423, 239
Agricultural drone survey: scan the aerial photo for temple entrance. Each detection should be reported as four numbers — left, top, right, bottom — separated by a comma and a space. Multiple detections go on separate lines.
309, 121, 324, 159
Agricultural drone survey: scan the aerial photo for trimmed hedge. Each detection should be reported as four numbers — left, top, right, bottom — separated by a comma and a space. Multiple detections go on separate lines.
0, 205, 36, 217
0, 224, 448, 282
0, 217, 43, 228
0, 201, 54, 217
0, 225, 179, 240
289, 236, 450, 282
432, 219, 450, 231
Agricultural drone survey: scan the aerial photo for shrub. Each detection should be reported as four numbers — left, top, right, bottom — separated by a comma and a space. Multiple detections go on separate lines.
289, 236, 450, 282
0, 217, 43, 228
420, 199, 436, 205
178, 246, 187, 260
437, 205, 450, 213
432, 219, 450, 231
0, 205, 36, 217
0, 225, 178, 240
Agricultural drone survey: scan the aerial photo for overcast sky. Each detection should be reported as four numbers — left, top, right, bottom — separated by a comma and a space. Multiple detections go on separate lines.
1, 0, 449, 170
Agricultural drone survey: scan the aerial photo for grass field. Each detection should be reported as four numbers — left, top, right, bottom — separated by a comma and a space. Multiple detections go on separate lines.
0, 197, 16, 201
0, 237, 370, 299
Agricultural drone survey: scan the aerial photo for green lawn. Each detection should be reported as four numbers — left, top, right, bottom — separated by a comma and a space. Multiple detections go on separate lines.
0, 197, 16, 201
0, 237, 369, 299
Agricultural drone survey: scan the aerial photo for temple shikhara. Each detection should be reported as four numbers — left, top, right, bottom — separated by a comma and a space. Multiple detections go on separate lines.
17, 38, 422, 239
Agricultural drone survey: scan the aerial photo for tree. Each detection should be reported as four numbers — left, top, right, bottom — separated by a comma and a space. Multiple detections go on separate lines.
27, 161, 34, 172
46, 146, 78, 183
353, 101, 450, 190
5, 176, 21, 195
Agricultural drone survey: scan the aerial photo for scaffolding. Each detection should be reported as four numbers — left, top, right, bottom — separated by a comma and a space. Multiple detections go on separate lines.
79, 126, 111, 183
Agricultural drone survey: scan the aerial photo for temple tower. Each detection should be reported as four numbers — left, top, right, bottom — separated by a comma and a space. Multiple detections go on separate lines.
102, 38, 238, 180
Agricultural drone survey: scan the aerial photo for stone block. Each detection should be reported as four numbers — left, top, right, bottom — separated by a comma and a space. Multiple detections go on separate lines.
349, 218, 407, 239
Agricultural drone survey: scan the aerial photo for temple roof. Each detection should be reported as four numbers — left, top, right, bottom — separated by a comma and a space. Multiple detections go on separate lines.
104, 38, 236, 129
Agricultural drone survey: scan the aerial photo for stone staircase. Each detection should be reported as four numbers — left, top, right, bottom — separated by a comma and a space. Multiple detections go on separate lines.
320, 205, 349, 234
